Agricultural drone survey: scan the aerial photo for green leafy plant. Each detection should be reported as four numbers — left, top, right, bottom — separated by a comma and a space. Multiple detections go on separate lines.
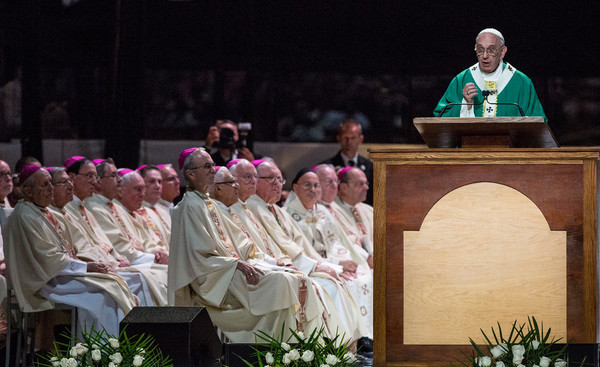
35, 325, 173, 367
454, 316, 586, 367
241, 325, 359, 367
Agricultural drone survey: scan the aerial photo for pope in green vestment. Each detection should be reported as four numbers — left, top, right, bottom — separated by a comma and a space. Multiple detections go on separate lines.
434, 62, 547, 120
433, 28, 547, 121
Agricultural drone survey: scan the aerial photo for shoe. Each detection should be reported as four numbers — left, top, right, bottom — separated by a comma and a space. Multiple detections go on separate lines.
355, 353, 374, 365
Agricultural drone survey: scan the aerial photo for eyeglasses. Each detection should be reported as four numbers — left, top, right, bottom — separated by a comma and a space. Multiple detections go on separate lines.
259, 176, 286, 185
215, 180, 238, 187
237, 173, 259, 184
78, 172, 98, 181
300, 182, 321, 191
188, 163, 216, 171
0, 171, 12, 180
53, 178, 74, 186
321, 178, 339, 186
127, 185, 146, 194
474, 45, 504, 57
101, 172, 118, 179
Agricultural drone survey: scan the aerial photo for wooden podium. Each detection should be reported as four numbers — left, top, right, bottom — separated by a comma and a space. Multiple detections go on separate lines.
370, 118, 599, 366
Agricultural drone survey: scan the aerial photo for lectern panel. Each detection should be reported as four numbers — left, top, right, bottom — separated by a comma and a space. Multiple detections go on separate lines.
375, 156, 592, 365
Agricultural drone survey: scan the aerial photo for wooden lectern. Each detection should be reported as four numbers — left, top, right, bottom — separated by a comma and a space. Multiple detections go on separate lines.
370, 117, 599, 366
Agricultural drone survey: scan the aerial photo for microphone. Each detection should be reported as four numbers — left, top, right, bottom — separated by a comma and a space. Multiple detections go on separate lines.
481, 90, 525, 116
436, 98, 485, 117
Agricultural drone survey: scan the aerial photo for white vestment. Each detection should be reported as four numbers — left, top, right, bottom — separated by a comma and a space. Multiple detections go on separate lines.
84, 194, 156, 265
245, 194, 368, 340
51, 204, 167, 306
285, 196, 374, 337
2, 201, 137, 336
141, 201, 171, 247
333, 198, 374, 256
168, 190, 319, 342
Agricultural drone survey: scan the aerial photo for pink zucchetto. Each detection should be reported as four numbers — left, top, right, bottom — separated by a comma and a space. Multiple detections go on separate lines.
226, 159, 242, 170
337, 166, 353, 181
178, 147, 198, 171
136, 165, 147, 171
157, 164, 166, 170
20, 165, 43, 184
92, 158, 105, 165
118, 168, 134, 177
64, 156, 85, 169
251, 159, 265, 167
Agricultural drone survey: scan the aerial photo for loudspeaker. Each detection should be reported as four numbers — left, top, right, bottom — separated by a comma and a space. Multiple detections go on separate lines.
120, 307, 222, 367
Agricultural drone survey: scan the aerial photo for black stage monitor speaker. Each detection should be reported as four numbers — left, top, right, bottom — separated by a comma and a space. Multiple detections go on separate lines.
120, 306, 222, 367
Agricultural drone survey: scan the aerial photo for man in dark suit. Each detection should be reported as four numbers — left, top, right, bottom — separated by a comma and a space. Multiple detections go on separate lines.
320, 119, 373, 205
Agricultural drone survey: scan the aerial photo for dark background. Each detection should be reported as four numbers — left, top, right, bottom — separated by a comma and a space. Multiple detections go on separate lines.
1, 0, 599, 166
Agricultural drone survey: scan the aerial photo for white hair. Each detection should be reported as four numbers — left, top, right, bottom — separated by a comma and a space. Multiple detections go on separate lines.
229, 159, 251, 177
120, 171, 142, 187
313, 164, 336, 176
477, 28, 505, 46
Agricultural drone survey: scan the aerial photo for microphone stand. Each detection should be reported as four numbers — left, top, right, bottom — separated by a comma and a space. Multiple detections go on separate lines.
437, 90, 525, 117
482, 90, 525, 117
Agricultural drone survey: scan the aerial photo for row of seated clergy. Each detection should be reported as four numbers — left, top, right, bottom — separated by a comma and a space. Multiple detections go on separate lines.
243, 160, 370, 340
1, 156, 173, 337
211, 167, 366, 341
283, 165, 374, 337
69, 157, 169, 304
168, 148, 371, 344
49, 166, 168, 307
2, 166, 139, 337
169, 148, 326, 342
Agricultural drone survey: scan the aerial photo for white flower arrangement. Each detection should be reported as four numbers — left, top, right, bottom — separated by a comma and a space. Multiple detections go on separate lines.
242, 325, 359, 367
455, 316, 587, 367
35, 326, 172, 367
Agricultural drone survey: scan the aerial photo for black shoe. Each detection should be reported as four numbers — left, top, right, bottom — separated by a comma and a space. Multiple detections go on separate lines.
355, 353, 374, 365
357, 336, 373, 354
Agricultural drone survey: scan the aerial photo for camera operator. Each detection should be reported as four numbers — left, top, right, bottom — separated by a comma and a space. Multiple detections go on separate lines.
208, 120, 257, 166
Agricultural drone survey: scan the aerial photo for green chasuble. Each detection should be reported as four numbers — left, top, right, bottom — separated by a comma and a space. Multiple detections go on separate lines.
433, 62, 547, 121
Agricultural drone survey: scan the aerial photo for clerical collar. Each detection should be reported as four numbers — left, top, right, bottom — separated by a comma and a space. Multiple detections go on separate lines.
142, 200, 155, 209
95, 193, 111, 204
158, 198, 172, 208
214, 199, 229, 211
49, 204, 66, 214
114, 199, 134, 215
340, 152, 359, 167
336, 196, 355, 210
72, 195, 83, 205
192, 190, 210, 200
28, 201, 48, 212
